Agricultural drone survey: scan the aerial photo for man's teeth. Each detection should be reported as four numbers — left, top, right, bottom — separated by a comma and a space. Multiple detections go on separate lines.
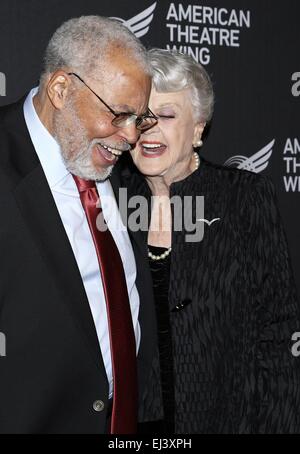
142, 143, 164, 149
101, 143, 123, 156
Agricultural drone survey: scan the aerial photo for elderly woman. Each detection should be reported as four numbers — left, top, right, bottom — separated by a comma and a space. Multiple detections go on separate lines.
123, 49, 300, 434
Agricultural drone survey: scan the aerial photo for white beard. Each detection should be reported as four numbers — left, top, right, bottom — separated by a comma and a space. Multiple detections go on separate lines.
53, 98, 114, 181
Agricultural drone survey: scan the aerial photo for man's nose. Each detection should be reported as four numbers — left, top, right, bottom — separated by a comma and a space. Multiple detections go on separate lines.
119, 122, 140, 146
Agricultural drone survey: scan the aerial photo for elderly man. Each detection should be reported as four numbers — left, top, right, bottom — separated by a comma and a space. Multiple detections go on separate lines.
0, 16, 159, 434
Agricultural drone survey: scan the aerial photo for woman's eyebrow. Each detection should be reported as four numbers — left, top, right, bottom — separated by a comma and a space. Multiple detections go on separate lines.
156, 102, 180, 108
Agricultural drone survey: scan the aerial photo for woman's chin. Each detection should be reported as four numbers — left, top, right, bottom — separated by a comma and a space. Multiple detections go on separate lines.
135, 156, 169, 178
139, 166, 168, 178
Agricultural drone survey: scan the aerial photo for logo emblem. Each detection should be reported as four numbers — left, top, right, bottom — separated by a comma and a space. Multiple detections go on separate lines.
196, 218, 220, 226
224, 139, 275, 173
110, 2, 157, 38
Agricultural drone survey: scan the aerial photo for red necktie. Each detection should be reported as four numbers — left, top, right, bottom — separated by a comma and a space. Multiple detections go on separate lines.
72, 175, 138, 434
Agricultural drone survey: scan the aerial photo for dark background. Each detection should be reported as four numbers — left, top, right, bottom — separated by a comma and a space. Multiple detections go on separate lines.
0, 0, 299, 296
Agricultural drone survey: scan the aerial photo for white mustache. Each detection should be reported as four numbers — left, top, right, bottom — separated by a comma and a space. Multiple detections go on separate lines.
90, 138, 131, 153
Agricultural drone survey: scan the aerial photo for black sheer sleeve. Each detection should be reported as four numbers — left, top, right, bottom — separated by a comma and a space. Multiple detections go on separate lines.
239, 175, 300, 433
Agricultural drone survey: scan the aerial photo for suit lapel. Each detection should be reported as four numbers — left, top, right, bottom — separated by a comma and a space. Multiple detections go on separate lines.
6, 98, 107, 379
14, 165, 107, 378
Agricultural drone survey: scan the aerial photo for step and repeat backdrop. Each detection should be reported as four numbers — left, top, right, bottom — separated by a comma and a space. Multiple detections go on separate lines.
0, 0, 299, 294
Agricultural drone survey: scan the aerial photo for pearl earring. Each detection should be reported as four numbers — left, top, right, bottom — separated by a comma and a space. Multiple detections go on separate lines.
193, 139, 203, 148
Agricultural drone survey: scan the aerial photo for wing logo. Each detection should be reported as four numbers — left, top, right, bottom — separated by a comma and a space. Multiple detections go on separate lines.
224, 139, 275, 173
110, 2, 157, 38
196, 218, 220, 226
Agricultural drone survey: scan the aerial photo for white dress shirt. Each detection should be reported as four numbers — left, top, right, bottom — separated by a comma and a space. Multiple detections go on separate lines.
23, 87, 140, 398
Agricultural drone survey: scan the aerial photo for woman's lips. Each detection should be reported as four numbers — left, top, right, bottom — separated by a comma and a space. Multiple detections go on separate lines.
140, 141, 167, 158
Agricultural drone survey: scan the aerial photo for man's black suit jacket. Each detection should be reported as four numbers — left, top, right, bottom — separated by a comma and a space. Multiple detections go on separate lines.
0, 98, 157, 434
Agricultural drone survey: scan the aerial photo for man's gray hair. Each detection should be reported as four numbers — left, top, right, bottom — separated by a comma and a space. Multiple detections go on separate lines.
40, 15, 150, 84
148, 48, 214, 122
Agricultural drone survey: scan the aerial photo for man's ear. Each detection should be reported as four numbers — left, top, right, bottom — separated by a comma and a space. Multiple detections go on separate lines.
193, 122, 206, 147
46, 71, 71, 109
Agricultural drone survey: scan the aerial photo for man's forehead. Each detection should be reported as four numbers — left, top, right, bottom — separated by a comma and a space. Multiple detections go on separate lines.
99, 66, 148, 88
105, 44, 145, 68
95, 75, 151, 113
95, 46, 148, 81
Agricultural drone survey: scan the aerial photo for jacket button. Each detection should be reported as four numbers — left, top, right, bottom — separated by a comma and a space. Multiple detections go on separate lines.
172, 298, 192, 312
93, 400, 105, 412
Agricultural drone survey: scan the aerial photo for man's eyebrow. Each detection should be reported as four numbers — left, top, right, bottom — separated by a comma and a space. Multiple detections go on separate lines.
110, 103, 135, 113
111, 104, 152, 116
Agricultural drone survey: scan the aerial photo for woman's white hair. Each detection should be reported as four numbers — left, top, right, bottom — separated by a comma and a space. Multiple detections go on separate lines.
148, 48, 214, 122
40, 15, 150, 84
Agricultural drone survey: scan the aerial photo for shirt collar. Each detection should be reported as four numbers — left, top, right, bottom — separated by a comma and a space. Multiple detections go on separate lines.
23, 87, 70, 189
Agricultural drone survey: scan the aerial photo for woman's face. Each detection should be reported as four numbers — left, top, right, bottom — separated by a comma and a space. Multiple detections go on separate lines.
130, 87, 205, 184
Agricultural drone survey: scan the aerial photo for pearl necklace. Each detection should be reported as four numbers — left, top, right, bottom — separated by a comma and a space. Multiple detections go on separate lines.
194, 151, 200, 171
147, 153, 199, 262
148, 247, 172, 261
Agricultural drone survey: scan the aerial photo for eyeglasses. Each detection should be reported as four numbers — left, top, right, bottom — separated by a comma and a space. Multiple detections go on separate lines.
67, 72, 158, 131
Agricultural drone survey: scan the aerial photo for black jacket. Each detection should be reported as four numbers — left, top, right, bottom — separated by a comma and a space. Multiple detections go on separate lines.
124, 156, 300, 434
0, 98, 157, 434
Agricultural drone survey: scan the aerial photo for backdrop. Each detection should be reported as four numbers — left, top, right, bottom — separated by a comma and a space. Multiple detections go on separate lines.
1, 0, 299, 296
